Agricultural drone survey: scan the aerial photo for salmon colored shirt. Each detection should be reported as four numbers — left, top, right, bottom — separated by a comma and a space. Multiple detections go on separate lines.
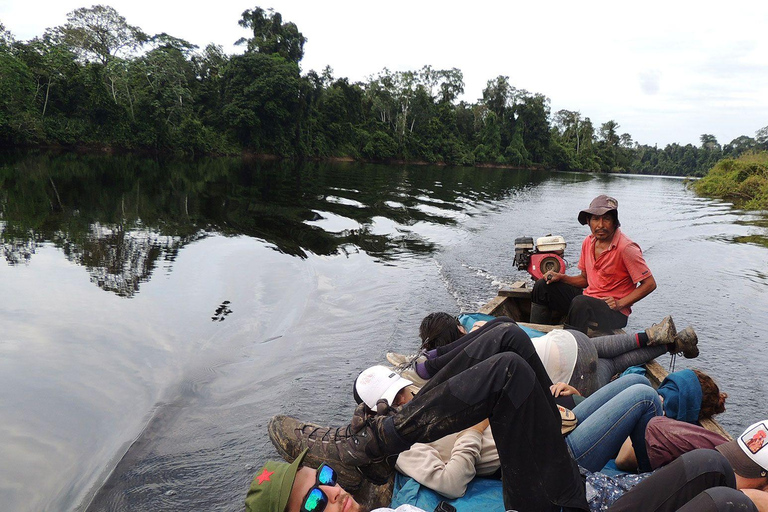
577, 228, 652, 316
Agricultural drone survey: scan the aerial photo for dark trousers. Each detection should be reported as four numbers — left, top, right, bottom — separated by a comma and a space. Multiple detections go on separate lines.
386, 328, 587, 512
532, 279, 628, 333
425, 317, 550, 387
608, 449, 755, 512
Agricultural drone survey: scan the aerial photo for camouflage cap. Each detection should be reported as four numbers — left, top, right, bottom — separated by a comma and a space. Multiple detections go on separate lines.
245, 448, 308, 512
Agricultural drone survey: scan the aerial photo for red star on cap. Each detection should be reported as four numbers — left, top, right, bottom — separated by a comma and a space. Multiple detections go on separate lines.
256, 468, 274, 485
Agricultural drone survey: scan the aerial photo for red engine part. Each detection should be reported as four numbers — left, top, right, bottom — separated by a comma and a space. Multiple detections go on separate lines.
528, 253, 566, 280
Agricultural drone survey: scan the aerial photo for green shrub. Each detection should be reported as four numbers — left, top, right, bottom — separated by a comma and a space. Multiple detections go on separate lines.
693, 152, 768, 209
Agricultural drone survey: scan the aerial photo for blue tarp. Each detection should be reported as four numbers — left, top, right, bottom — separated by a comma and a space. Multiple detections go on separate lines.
390, 472, 505, 512
457, 313, 545, 339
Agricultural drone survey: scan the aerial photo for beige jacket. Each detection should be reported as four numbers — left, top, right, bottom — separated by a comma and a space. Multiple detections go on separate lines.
394, 426, 499, 499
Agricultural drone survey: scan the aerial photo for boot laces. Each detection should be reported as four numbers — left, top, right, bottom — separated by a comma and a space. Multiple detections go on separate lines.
668, 353, 677, 372
301, 423, 366, 445
394, 350, 426, 372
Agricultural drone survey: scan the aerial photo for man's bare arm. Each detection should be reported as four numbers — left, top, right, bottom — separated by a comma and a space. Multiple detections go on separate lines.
545, 270, 588, 289
605, 275, 657, 311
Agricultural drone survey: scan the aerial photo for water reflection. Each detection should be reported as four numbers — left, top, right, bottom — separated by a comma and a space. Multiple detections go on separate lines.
4, 154, 768, 512
0, 153, 546, 296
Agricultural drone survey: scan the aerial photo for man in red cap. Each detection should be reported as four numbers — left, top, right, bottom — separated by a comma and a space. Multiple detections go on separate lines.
531, 194, 657, 334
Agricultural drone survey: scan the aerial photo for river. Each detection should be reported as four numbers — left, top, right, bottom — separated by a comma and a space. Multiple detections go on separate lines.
1, 152, 766, 511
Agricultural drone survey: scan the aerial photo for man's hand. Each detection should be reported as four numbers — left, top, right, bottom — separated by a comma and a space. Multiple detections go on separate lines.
602, 296, 622, 311
545, 270, 588, 289
544, 271, 564, 284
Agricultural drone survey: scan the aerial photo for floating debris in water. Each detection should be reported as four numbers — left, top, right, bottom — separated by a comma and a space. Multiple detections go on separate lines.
212, 300, 233, 321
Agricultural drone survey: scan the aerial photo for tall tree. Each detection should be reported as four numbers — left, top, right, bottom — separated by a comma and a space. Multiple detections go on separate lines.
0, 22, 14, 48
599, 120, 620, 146
515, 92, 551, 163
236, 7, 306, 63
700, 133, 720, 151
553, 109, 583, 154
54, 5, 148, 65
482, 75, 513, 119
222, 53, 301, 152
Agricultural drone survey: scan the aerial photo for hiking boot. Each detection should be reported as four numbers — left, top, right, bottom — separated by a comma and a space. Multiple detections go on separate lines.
645, 316, 676, 345
386, 350, 426, 367
670, 326, 699, 358
268, 414, 366, 490
267, 405, 392, 483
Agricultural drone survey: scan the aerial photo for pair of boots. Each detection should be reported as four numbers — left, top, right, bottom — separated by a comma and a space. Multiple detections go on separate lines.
268, 402, 400, 487
645, 316, 699, 358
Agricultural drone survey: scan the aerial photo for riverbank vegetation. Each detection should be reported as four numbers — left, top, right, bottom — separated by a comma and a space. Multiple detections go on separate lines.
2, 6, 767, 175
693, 152, 768, 209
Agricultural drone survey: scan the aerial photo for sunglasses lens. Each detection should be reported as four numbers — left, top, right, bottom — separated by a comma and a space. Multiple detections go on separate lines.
317, 464, 336, 486
303, 488, 328, 512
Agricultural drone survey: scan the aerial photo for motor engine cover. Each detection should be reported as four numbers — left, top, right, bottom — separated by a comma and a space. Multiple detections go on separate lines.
528, 253, 566, 280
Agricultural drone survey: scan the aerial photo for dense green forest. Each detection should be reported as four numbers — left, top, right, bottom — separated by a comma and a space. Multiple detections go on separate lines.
1, 5, 767, 175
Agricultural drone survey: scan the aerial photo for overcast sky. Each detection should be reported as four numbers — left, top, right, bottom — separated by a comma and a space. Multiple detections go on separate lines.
2, 0, 767, 147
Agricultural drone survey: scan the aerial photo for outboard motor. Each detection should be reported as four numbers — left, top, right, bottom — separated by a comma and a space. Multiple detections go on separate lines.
513, 235, 567, 280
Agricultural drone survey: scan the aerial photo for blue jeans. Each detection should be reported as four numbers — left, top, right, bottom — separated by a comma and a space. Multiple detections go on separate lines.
565, 374, 662, 472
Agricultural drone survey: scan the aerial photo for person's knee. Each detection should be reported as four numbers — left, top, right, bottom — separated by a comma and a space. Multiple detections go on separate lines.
627, 383, 663, 412
697, 487, 756, 511
622, 373, 652, 388
488, 351, 527, 368
568, 294, 592, 313
497, 323, 535, 352
681, 449, 736, 486
456, 353, 534, 402
532, 278, 548, 303
486, 352, 535, 384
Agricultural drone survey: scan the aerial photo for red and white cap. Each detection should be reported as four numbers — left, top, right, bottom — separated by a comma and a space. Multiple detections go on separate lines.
716, 420, 768, 478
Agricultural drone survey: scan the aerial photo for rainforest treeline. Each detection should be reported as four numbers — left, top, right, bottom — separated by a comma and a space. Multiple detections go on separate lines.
2, 5, 767, 176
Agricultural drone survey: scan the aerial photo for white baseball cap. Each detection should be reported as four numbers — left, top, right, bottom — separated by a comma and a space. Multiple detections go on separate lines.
716, 420, 768, 478
354, 365, 413, 410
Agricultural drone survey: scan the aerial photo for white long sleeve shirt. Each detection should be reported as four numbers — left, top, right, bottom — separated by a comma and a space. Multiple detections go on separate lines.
393, 425, 500, 499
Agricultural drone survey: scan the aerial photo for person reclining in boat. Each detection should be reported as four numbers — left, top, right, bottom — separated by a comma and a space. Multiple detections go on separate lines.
551, 367, 727, 473
248, 338, 764, 511
390, 313, 698, 396
273, 321, 718, 487
610, 368, 728, 471
344, 365, 664, 500
264, 320, 729, 511
642, 415, 733, 470
246, 450, 768, 512
530, 195, 656, 334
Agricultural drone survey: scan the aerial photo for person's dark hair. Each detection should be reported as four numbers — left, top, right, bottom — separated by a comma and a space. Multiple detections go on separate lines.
419, 312, 463, 350
695, 369, 727, 420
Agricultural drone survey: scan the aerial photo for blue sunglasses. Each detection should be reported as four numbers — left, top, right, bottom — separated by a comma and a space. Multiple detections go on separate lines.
301, 463, 338, 512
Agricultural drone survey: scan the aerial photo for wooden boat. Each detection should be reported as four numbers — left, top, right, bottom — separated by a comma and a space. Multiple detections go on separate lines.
320, 282, 732, 508
485, 281, 731, 440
